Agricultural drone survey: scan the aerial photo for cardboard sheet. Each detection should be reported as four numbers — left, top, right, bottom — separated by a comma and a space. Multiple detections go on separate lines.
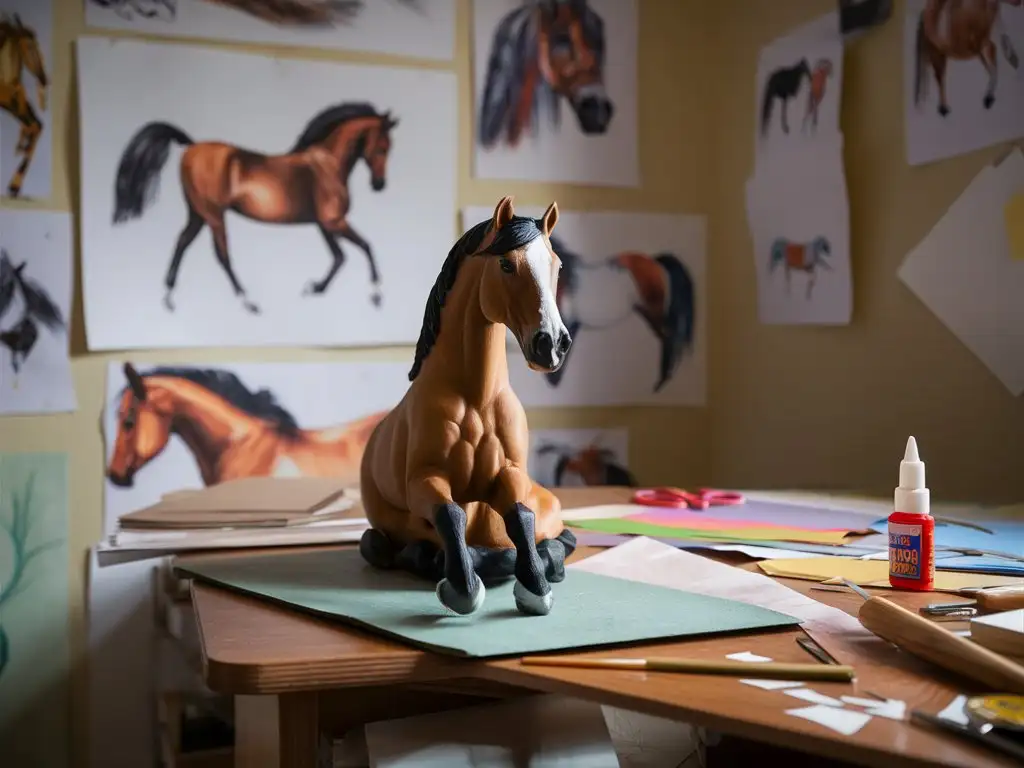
176, 548, 798, 658
759, 557, 1024, 591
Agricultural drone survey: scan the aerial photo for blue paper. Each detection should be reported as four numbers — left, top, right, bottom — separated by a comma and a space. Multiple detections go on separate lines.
870, 517, 1024, 576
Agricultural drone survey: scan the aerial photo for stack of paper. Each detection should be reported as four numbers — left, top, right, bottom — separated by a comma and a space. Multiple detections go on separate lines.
970, 609, 1024, 663
758, 557, 1024, 592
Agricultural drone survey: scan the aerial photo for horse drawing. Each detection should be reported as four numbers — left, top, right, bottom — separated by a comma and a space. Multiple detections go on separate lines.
0, 14, 48, 199
915, 0, 1022, 116
534, 441, 636, 487
839, 0, 893, 37
761, 58, 832, 136
0, 249, 65, 373
107, 363, 388, 489
769, 236, 832, 299
88, 0, 177, 20
112, 102, 398, 314
478, 0, 613, 150
359, 196, 577, 617
88, 0, 421, 26
550, 237, 696, 392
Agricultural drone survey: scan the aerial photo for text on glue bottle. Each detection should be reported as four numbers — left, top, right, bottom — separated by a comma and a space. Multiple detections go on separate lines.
888, 436, 935, 591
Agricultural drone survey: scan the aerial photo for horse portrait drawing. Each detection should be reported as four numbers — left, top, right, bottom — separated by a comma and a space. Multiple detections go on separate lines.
478, 0, 613, 150
914, 0, 1022, 116
550, 237, 696, 392
769, 236, 832, 299
107, 363, 388, 489
0, 249, 65, 374
88, 0, 421, 26
0, 13, 48, 199
360, 196, 577, 617
534, 440, 636, 487
112, 102, 398, 314
761, 58, 833, 136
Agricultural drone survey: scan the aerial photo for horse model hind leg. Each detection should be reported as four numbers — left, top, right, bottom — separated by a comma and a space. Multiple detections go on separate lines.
304, 222, 383, 307
207, 214, 260, 314
980, 38, 999, 109
163, 208, 205, 311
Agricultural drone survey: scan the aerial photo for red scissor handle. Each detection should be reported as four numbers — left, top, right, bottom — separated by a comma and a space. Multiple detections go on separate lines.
632, 487, 699, 509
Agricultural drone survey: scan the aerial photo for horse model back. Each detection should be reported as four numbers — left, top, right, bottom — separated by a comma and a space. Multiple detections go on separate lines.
360, 196, 577, 617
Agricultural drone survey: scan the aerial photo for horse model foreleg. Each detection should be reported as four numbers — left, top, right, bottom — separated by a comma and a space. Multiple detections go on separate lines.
981, 38, 998, 109
208, 217, 259, 314
491, 466, 553, 616
6, 106, 42, 199
929, 47, 950, 116
163, 209, 204, 312
304, 224, 347, 297
781, 98, 791, 133
340, 222, 382, 307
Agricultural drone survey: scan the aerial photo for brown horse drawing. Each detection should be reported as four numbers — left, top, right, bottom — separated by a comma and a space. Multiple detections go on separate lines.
106, 362, 387, 489
803, 59, 834, 133
112, 102, 398, 314
915, 0, 1022, 116
89, 0, 421, 27
359, 197, 576, 616
478, 0, 613, 149
0, 13, 48, 199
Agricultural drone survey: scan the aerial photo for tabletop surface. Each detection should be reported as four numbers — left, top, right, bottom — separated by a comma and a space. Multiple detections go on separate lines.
188, 487, 1017, 768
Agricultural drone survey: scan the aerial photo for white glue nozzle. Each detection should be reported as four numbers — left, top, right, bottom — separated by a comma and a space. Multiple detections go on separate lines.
895, 436, 929, 515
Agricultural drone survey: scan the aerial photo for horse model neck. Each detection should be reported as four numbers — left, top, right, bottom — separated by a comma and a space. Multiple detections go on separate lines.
417, 257, 511, 407
326, 117, 378, 179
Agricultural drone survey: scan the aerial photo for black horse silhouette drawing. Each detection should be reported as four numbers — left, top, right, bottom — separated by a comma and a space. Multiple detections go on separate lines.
0, 249, 65, 373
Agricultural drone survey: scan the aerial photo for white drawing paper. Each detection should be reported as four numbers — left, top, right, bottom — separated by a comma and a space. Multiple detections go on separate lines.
745, 138, 852, 325
462, 207, 706, 407
785, 704, 872, 737
898, 149, 1024, 395
0, 210, 75, 414
102, 359, 408, 534
755, 12, 843, 163
529, 428, 632, 488
78, 37, 457, 350
0, 0, 53, 200
471, 0, 639, 187
904, 0, 1024, 166
83, 0, 456, 61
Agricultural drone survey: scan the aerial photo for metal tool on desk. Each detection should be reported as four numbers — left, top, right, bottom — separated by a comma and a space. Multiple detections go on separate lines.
911, 694, 1024, 763
796, 636, 840, 666
921, 585, 1024, 619
631, 487, 745, 511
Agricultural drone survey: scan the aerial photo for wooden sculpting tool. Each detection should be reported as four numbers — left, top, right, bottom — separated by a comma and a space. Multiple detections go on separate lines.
520, 655, 855, 682
841, 579, 1024, 695
957, 585, 1024, 612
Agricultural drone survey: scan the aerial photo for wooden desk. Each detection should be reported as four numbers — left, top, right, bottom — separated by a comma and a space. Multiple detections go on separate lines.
189, 488, 1017, 768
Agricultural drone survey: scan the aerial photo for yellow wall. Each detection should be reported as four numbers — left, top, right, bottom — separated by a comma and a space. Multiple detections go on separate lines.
706, 0, 1024, 504
0, 0, 711, 759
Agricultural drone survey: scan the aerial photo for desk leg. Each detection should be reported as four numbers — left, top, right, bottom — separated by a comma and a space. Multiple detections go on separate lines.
234, 693, 319, 768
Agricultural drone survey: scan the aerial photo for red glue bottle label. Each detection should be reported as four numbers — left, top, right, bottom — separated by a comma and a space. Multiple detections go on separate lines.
889, 522, 923, 580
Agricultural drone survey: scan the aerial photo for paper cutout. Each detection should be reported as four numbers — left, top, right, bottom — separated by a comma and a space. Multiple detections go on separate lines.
726, 651, 773, 663
785, 705, 871, 736
841, 696, 882, 708
863, 699, 907, 721
783, 688, 845, 708
938, 695, 970, 725
740, 679, 806, 691
1006, 192, 1024, 260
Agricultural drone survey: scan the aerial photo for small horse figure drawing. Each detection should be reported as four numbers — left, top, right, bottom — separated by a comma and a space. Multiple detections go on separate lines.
0, 249, 66, 373
112, 102, 398, 314
0, 13, 48, 199
761, 58, 832, 137
359, 196, 577, 617
915, 0, 1022, 117
478, 0, 613, 149
769, 236, 832, 299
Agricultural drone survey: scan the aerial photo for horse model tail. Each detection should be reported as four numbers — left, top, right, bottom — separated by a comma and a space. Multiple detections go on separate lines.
913, 13, 928, 106
113, 122, 193, 224
653, 253, 695, 393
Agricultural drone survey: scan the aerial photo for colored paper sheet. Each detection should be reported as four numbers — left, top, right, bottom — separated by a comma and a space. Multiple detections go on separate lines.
870, 517, 1024, 561
629, 507, 863, 534
569, 516, 855, 545
0, 453, 70, 767
758, 557, 1024, 592
177, 549, 798, 659
1007, 193, 1024, 261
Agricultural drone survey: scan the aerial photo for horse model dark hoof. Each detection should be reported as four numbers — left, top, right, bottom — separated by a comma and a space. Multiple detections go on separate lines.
359, 528, 397, 569
938, 105, 950, 117
302, 281, 326, 296
983, 94, 994, 109
437, 576, 485, 615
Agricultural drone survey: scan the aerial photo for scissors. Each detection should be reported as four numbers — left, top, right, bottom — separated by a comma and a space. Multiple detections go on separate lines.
631, 487, 745, 511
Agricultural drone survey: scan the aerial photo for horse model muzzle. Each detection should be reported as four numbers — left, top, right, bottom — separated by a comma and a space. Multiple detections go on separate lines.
371, 177, 386, 192
572, 88, 614, 135
107, 469, 135, 488
529, 327, 572, 372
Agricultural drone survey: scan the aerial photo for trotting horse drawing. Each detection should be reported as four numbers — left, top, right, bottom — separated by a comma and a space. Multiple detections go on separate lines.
107, 363, 388, 488
478, 0, 614, 149
0, 14, 48, 199
769, 236, 832, 299
761, 58, 833, 136
112, 102, 398, 314
359, 197, 577, 616
88, 0, 420, 26
915, 0, 1022, 116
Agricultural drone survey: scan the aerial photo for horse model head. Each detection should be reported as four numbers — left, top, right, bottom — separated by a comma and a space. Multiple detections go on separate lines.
478, 196, 572, 373
106, 363, 171, 488
0, 13, 47, 110
536, 0, 613, 134
362, 111, 398, 192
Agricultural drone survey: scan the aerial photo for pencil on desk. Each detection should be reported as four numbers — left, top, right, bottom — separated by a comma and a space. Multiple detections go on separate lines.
520, 656, 855, 682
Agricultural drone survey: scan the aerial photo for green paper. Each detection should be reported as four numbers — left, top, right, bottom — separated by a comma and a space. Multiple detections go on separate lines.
0, 453, 69, 767
178, 549, 799, 658
568, 517, 776, 542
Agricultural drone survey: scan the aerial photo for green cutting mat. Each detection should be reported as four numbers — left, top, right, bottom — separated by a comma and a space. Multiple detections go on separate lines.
178, 549, 799, 658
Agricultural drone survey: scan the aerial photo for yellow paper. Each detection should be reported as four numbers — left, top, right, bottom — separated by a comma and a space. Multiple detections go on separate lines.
758, 557, 1024, 593
1006, 192, 1024, 260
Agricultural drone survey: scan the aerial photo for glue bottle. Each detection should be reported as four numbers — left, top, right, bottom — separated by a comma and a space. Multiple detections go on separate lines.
888, 436, 935, 591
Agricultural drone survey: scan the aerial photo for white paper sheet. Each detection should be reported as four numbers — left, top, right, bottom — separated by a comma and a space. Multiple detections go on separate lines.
530, 428, 632, 488
463, 207, 707, 407
84, 0, 456, 60
904, 0, 1024, 166
364, 694, 619, 768
785, 704, 872, 736
471, 0, 639, 186
0, 210, 76, 414
78, 36, 457, 350
740, 678, 806, 691
0, 0, 53, 201
937, 694, 970, 725
783, 688, 845, 708
898, 149, 1024, 395
726, 651, 772, 663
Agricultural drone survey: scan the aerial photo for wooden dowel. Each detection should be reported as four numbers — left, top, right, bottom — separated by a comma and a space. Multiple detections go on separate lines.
520, 656, 855, 682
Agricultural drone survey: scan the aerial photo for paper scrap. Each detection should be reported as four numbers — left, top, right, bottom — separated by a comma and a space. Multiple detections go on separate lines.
864, 699, 906, 721
714, 544, 823, 560
783, 688, 845, 708
726, 651, 773, 663
741, 679, 806, 691
758, 557, 1024, 592
937, 695, 969, 726
841, 696, 882, 708
785, 705, 871, 737
1006, 193, 1024, 261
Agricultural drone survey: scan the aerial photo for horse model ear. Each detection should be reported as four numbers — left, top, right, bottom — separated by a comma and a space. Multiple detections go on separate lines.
123, 362, 147, 401
541, 201, 559, 235
492, 195, 515, 231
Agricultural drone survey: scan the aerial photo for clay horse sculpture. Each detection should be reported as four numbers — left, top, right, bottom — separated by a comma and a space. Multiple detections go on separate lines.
359, 196, 576, 617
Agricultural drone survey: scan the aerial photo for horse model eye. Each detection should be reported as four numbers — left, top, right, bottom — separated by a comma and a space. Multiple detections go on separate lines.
500, 258, 515, 274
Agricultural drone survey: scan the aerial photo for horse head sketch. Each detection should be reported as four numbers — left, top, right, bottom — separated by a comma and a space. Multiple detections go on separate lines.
478, 0, 613, 149
535, 441, 637, 487
0, 13, 48, 198
0, 249, 66, 374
